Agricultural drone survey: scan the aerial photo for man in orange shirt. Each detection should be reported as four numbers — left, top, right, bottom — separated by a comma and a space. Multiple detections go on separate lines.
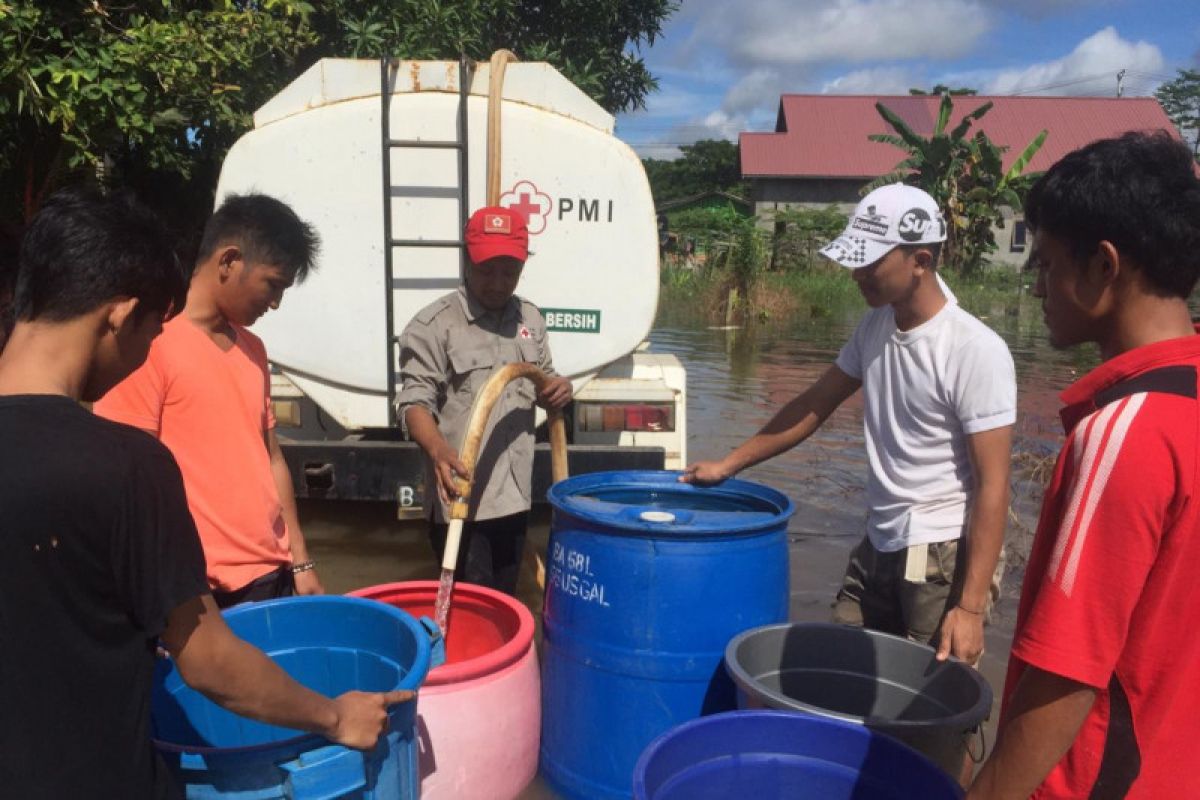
96, 194, 323, 606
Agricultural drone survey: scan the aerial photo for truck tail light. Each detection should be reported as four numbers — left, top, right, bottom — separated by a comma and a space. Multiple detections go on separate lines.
578, 403, 675, 433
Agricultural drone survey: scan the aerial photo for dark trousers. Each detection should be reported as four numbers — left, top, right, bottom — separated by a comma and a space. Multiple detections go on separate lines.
428, 511, 528, 596
212, 565, 295, 609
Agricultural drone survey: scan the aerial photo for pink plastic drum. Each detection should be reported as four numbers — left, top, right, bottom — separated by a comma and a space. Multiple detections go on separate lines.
349, 581, 539, 800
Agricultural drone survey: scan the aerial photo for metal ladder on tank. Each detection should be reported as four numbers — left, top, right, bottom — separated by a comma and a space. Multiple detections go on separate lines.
380, 55, 473, 427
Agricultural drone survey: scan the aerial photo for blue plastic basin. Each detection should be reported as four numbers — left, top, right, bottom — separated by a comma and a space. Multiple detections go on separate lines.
152, 595, 443, 799
634, 711, 964, 799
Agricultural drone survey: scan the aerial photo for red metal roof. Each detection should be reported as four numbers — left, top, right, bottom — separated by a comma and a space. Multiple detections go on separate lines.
740, 95, 1179, 178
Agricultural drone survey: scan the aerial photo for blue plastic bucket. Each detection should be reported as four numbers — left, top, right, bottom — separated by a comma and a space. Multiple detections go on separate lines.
633, 710, 964, 799
540, 470, 793, 800
152, 595, 444, 799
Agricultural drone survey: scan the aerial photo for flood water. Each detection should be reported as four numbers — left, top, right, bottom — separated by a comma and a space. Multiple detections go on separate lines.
302, 279, 1192, 798
652, 279, 1101, 589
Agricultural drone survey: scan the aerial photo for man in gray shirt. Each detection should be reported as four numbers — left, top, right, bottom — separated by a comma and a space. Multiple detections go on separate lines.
396, 206, 572, 594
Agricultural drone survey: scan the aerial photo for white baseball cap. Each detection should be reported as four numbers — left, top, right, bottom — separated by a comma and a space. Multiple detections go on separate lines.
819, 183, 947, 269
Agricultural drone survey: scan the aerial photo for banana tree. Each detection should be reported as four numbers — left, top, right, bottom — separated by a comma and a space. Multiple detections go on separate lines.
866, 92, 1047, 273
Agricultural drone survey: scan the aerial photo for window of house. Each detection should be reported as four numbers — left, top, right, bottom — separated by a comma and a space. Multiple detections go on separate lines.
1011, 220, 1027, 252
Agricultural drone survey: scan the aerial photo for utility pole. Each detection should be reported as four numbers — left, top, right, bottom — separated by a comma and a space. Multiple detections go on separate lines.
1117, 69, 1126, 98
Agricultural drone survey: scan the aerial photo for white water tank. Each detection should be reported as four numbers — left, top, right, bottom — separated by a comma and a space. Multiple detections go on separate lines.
216, 58, 660, 429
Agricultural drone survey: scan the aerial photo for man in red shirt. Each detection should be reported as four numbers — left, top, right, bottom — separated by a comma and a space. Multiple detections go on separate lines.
968, 132, 1200, 798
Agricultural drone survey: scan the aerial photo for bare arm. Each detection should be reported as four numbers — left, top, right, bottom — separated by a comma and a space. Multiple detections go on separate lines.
267, 429, 323, 595
161, 594, 413, 749
404, 405, 469, 504
680, 364, 861, 484
936, 424, 1012, 664
967, 666, 1097, 799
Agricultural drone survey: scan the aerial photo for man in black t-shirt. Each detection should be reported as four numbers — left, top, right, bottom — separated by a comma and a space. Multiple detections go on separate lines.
0, 189, 414, 799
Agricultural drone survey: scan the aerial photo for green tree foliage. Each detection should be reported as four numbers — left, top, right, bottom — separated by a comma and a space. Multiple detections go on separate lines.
304, 0, 675, 115
0, 0, 677, 246
909, 85, 977, 96
868, 92, 1047, 273
770, 205, 846, 271
669, 204, 751, 252
0, 1, 312, 238
643, 139, 745, 205
1155, 68, 1200, 159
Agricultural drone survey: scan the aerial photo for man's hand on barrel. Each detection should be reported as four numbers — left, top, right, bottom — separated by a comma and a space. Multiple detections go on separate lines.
327, 689, 417, 750
432, 443, 470, 504
537, 376, 573, 410
679, 459, 735, 485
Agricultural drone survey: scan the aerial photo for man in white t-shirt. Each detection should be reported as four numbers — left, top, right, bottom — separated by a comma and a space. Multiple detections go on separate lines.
682, 183, 1015, 666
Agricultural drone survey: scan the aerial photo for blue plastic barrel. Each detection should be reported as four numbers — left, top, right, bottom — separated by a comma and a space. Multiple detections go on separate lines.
541, 470, 793, 800
634, 711, 964, 799
152, 595, 444, 799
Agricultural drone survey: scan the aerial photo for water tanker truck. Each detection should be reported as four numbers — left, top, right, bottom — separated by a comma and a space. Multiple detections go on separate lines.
214, 57, 686, 514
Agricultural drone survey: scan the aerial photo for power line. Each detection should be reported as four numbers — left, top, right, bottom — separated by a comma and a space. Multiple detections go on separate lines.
1001, 72, 1115, 96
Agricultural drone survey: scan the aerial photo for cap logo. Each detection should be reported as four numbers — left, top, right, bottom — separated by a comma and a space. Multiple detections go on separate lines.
898, 208, 932, 242
851, 214, 889, 237
484, 213, 512, 234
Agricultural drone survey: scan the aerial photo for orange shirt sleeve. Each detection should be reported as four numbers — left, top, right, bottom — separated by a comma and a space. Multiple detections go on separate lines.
92, 347, 167, 434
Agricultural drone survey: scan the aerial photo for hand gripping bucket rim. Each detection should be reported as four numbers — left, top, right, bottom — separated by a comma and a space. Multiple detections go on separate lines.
724, 622, 993, 734
153, 594, 443, 755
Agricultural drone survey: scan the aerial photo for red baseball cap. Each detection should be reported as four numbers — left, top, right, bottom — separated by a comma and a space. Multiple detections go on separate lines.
465, 206, 529, 264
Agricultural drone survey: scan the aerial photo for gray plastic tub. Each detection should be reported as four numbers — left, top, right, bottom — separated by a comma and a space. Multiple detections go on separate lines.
724, 622, 992, 778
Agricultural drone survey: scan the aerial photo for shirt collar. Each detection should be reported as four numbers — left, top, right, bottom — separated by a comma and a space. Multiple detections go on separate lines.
456, 285, 520, 324
1059, 324, 1200, 432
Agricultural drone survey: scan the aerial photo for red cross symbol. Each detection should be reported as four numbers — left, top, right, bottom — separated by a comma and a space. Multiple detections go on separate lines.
510, 195, 541, 223
500, 180, 552, 235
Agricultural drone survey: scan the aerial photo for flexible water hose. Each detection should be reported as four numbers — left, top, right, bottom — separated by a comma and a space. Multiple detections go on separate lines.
435, 364, 568, 634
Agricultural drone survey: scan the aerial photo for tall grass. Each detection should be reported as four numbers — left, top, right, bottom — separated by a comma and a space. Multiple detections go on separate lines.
658, 261, 1032, 328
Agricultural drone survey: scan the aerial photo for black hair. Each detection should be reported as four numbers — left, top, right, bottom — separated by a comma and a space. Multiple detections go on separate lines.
0, 232, 16, 340
196, 194, 319, 282
13, 187, 188, 323
1024, 130, 1200, 299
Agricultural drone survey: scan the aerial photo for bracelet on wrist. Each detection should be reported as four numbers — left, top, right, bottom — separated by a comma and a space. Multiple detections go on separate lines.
956, 603, 984, 616
290, 560, 317, 575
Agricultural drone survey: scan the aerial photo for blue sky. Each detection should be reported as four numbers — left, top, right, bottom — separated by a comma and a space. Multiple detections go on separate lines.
616, 0, 1200, 158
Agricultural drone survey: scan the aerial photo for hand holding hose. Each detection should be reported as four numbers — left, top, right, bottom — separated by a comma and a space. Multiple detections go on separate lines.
537, 376, 573, 410
432, 442, 471, 504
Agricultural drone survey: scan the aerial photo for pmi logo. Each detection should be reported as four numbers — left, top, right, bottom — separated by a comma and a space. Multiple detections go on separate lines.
501, 179, 617, 236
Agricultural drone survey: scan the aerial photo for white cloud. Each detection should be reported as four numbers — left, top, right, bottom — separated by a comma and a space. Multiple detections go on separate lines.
667, 0, 994, 126
625, 86, 717, 120
686, 0, 993, 68
983, 26, 1164, 95
723, 68, 786, 114
698, 110, 750, 140
821, 67, 924, 94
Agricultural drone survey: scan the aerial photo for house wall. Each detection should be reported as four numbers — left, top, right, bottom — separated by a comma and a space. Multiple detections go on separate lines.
749, 177, 1031, 269
749, 178, 862, 218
